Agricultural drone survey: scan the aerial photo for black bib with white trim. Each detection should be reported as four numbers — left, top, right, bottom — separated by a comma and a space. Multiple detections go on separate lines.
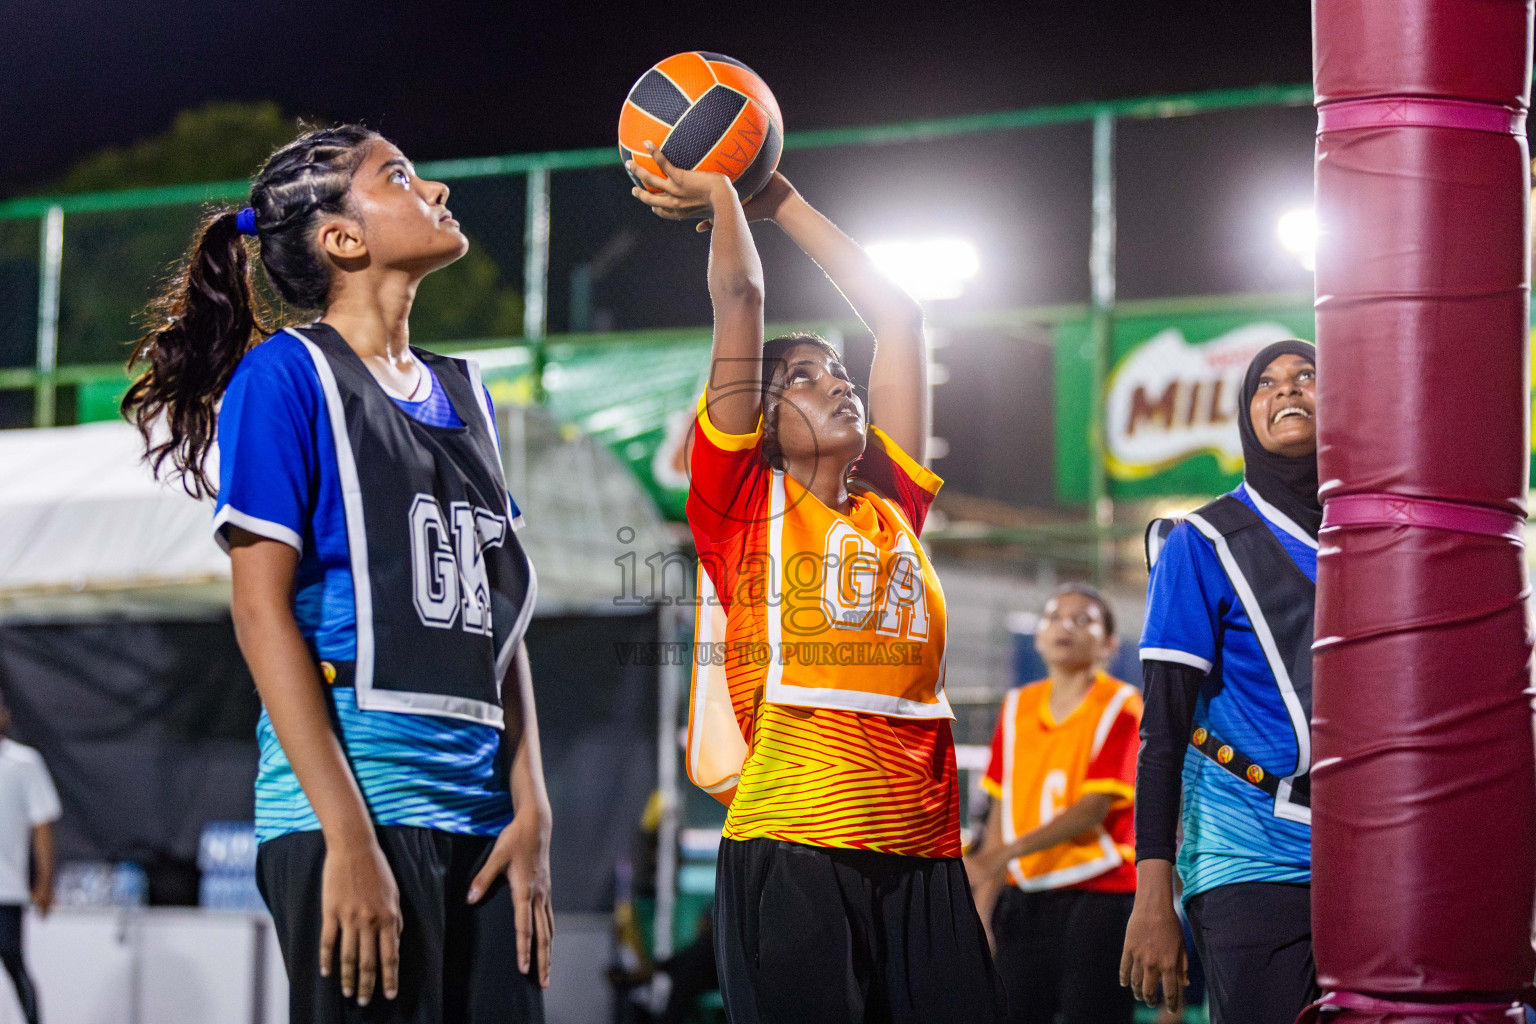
290, 325, 535, 728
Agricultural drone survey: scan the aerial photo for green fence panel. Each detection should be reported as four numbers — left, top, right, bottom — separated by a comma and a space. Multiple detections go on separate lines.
539, 333, 715, 520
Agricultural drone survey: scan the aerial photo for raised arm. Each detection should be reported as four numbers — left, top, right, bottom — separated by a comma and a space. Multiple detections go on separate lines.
629, 144, 764, 435
753, 175, 928, 461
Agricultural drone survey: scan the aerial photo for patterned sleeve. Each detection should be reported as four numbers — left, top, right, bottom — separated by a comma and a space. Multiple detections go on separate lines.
1082, 692, 1143, 808
982, 708, 1006, 799
686, 392, 768, 551
851, 427, 943, 534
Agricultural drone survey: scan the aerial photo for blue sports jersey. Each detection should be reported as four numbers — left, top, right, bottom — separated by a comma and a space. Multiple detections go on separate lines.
213, 330, 521, 843
390, 365, 465, 427
1139, 483, 1316, 899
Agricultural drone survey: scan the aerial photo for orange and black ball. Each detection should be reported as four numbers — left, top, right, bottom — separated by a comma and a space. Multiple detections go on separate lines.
620, 52, 784, 200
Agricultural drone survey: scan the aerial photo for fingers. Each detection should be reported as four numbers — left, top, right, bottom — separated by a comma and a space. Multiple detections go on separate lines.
628, 186, 704, 215
380, 918, 401, 1003
1130, 958, 1184, 1010
626, 155, 681, 196
1161, 964, 1185, 1014
339, 919, 359, 999
1117, 944, 1134, 989
646, 142, 679, 179
1133, 960, 1155, 1007
629, 188, 709, 222
629, 186, 683, 209
695, 219, 713, 233
1171, 948, 1190, 1012
513, 878, 533, 976
320, 912, 337, 980
326, 911, 399, 1005
625, 150, 714, 222
356, 922, 378, 1007
467, 846, 509, 905
536, 893, 555, 988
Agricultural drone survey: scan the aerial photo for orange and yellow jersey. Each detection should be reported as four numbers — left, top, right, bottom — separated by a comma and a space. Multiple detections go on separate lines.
685, 394, 959, 859
983, 674, 1141, 892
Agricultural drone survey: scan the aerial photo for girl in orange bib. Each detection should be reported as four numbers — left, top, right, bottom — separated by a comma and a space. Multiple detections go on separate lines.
628, 146, 1005, 1024
969, 584, 1142, 1024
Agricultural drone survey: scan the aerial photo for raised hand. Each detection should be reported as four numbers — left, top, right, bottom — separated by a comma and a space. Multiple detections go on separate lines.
696, 171, 798, 233
628, 143, 734, 221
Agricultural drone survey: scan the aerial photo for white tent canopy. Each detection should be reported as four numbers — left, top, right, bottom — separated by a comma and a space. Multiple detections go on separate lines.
0, 421, 227, 621
0, 406, 674, 623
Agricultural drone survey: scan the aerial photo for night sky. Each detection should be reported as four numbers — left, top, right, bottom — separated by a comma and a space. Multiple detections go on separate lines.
0, 1, 1324, 412
2, 1, 1314, 193
0, 1, 1324, 497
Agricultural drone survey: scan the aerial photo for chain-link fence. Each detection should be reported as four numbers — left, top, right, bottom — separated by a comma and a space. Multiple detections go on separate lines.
0, 83, 1326, 596
0, 84, 1315, 424
0, 88, 1329, 881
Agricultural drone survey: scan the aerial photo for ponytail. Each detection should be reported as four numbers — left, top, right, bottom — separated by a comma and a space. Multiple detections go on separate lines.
121, 209, 266, 499
121, 123, 378, 498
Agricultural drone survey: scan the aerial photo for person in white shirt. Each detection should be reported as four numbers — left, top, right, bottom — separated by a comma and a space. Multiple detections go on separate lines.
0, 697, 60, 1024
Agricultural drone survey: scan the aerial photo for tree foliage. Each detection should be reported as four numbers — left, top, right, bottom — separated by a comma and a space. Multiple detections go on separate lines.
53, 102, 299, 192
2, 102, 522, 377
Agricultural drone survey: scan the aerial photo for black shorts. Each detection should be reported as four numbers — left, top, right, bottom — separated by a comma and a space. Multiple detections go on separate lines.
990, 886, 1135, 1024
1185, 881, 1318, 1024
0, 905, 21, 956
714, 836, 1007, 1024
257, 826, 544, 1024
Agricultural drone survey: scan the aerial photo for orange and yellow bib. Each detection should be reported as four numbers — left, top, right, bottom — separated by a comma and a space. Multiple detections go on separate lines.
998, 677, 1140, 890
760, 469, 950, 718
684, 402, 958, 857
687, 472, 951, 801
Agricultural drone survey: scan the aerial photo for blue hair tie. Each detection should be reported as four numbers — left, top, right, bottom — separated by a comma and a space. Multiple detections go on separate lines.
235, 207, 258, 237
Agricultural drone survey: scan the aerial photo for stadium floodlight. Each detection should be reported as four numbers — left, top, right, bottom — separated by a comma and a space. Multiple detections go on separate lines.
1277, 207, 1318, 272
866, 239, 981, 301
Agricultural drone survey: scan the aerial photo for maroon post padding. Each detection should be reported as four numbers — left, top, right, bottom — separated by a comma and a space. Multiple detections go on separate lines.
1312, 0, 1536, 1019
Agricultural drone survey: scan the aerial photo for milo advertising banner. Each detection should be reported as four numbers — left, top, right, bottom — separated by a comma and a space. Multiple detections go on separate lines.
1055, 307, 1316, 502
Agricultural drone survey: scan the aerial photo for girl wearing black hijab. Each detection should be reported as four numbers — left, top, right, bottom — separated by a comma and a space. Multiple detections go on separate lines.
1119, 340, 1322, 1024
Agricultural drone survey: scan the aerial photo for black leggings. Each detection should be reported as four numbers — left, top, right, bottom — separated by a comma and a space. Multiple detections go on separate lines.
990, 886, 1135, 1024
1186, 882, 1318, 1024
0, 906, 38, 1024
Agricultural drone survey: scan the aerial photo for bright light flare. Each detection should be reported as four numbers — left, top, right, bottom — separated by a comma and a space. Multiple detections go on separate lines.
866, 239, 980, 300
1277, 207, 1317, 272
